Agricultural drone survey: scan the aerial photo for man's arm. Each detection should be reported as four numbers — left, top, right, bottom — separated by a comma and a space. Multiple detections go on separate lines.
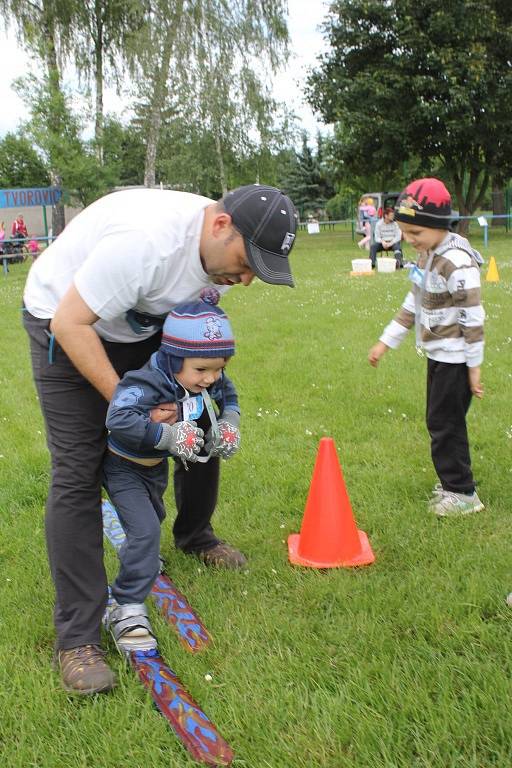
50, 284, 120, 401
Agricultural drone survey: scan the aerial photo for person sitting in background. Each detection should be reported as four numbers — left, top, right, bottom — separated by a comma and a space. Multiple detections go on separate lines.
370, 207, 403, 268
0, 221, 5, 254
12, 213, 28, 240
357, 197, 376, 250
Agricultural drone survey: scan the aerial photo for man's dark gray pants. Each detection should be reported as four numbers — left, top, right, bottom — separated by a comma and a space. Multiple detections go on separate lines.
23, 311, 220, 650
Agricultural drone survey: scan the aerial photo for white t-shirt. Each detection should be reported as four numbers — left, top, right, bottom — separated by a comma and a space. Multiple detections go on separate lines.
24, 189, 216, 342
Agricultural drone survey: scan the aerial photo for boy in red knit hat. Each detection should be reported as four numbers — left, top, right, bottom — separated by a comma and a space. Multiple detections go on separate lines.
368, 178, 484, 517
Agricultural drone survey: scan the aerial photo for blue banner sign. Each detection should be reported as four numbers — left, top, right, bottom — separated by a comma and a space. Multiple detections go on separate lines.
0, 186, 62, 208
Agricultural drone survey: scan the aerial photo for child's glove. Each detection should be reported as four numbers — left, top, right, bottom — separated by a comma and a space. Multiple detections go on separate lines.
204, 411, 241, 459
155, 421, 204, 461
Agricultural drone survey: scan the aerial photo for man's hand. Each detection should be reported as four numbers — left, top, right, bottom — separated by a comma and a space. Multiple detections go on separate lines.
150, 403, 178, 425
468, 366, 484, 399
155, 421, 204, 461
368, 341, 389, 367
205, 411, 241, 459
382, 241, 393, 250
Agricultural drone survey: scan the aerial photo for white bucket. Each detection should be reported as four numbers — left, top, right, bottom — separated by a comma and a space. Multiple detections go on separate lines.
377, 257, 396, 273
351, 258, 372, 273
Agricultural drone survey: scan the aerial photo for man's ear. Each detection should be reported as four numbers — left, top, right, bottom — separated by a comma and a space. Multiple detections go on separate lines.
210, 211, 234, 238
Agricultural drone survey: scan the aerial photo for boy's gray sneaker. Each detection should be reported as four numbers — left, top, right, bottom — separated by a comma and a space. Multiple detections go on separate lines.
104, 601, 157, 655
428, 483, 444, 506
431, 490, 484, 518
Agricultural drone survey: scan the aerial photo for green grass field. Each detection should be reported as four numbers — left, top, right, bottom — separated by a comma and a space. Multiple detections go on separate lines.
1, 229, 511, 767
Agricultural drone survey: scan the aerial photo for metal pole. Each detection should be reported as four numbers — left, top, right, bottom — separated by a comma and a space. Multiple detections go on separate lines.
42, 206, 48, 241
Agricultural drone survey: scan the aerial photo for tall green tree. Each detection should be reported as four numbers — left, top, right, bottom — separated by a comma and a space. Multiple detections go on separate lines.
72, 0, 146, 163
280, 133, 335, 218
132, 0, 289, 190
17, 75, 116, 208
187, 0, 289, 194
128, 0, 189, 188
102, 117, 146, 187
308, 0, 512, 223
0, 133, 50, 188
0, 0, 80, 231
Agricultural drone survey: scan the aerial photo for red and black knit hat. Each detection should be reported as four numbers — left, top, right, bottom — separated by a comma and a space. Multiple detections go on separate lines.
394, 178, 452, 230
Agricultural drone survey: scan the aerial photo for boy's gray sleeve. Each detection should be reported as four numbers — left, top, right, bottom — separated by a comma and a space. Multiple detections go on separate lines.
106, 375, 168, 451
380, 290, 415, 349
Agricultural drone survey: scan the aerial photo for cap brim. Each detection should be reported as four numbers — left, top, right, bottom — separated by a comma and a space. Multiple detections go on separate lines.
245, 238, 294, 287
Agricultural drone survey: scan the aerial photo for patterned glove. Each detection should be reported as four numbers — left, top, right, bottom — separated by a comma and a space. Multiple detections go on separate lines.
155, 421, 204, 462
204, 411, 241, 459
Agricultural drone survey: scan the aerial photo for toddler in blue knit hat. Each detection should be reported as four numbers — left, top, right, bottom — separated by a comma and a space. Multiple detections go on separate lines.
103, 288, 242, 652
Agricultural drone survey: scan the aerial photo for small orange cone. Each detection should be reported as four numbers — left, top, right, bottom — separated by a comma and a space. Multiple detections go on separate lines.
288, 438, 375, 568
486, 256, 499, 282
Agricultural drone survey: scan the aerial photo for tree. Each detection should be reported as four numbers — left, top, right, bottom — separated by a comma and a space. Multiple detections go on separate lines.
126, 0, 187, 188
308, 0, 512, 224
102, 117, 146, 187
18, 75, 115, 208
71, 0, 146, 163
0, 133, 50, 188
131, 0, 289, 190
280, 133, 335, 219
0, 0, 80, 231
186, 0, 289, 194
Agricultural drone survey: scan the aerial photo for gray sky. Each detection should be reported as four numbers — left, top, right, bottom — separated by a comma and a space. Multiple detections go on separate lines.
0, 0, 329, 139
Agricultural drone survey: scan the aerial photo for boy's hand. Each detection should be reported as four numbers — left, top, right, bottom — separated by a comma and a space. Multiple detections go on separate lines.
468, 366, 484, 399
368, 341, 389, 367
156, 420, 204, 460
205, 411, 241, 459
150, 402, 178, 425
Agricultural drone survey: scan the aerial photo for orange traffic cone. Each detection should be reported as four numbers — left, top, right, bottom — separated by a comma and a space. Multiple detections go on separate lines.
288, 438, 375, 568
486, 256, 499, 282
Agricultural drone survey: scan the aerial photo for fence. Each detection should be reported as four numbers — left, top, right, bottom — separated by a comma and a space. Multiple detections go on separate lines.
299, 213, 512, 246
1, 235, 53, 275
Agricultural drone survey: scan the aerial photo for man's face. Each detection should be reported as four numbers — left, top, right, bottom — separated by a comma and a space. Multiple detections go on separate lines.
203, 229, 255, 286
398, 222, 446, 252
175, 357, 226, 393
384, 211, 394, 223
200, 209, 256, 286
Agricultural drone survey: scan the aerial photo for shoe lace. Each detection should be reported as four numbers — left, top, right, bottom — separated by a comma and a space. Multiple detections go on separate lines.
437, 491, 468, 509
71, 645, 107, 667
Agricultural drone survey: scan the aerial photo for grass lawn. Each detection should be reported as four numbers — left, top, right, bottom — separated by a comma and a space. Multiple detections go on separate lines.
1, 229, 511, 767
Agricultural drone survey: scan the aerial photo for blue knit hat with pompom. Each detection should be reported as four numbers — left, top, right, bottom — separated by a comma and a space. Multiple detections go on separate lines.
161, 288, 235, 359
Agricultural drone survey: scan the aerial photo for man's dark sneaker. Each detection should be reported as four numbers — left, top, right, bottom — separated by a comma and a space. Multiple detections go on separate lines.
197, 542, 247, 569
56, 645, 116, 695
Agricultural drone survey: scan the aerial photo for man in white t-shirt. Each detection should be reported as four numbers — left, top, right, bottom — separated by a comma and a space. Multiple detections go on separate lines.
23, 184, 298, 695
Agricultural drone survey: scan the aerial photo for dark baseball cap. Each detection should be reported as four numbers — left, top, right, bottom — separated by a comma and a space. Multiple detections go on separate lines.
223, 184, 298, 287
